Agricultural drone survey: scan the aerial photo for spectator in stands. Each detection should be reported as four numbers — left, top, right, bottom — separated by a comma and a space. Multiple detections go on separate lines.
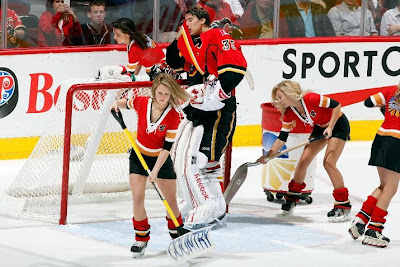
0, 0, 28, 48
239, 0, 289, 38
327, 0, 378, 36
367, 0, 386, 33
281, 0, 336, 37
225, 0, 245, 18
81, 0, 114, 45
38, 0, 82, 47
379, 0, 400, 36
197, 0, 240, 24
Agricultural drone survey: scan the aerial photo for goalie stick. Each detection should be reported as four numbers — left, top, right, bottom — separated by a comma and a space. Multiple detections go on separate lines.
111, 110, 215, 263
224, 135, 327, 205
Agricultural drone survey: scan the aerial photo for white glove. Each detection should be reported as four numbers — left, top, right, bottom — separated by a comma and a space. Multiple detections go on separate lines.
186, 84, 205, 104
97, 65, 132, 81
191, 79, 229, 111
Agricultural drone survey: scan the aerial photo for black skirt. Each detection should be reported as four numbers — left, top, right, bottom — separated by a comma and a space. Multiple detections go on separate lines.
311, 113, 350, 141
129, 150, 176, 179
369, 134, 400, 173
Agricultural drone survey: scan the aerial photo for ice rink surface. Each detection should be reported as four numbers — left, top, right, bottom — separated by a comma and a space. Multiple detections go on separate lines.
1, 141, 399, 267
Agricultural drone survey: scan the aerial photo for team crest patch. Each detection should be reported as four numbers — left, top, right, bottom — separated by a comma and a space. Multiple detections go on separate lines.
310, 110, 316, 118
0, 68, 19, 118
158, 125, 166, 132
388, 98, 400, 117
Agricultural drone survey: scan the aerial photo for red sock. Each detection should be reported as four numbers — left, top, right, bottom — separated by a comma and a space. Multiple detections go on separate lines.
368, 206, 388, 233
332, 187, 351, 209
133, 217, 150, 242
356, 195, 377, 224
285, 180, 306, 202
166, 214, 183, 230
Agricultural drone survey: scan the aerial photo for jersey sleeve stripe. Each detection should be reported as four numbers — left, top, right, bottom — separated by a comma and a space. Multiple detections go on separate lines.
127, 98, 134, 109
320, 96, 330, 108
165, 131, 177, 142
372, 92, 385, 106
218, 64, 247, 76
127, 63, 138, 70
281, 122, 293, 132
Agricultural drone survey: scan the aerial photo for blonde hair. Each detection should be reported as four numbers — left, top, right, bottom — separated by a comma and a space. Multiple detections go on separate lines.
151, 73, 191, 109
271, 80, 310, 114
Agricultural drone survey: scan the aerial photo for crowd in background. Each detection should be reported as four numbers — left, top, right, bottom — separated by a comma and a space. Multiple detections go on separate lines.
1, 0, 400, 48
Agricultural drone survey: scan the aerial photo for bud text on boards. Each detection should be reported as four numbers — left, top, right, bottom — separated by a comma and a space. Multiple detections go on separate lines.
27, 73, 111, 114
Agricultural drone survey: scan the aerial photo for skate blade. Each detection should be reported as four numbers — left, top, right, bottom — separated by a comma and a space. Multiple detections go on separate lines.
132, 251, 145, 258
282, 209, 294, 216
362, 238, 388, 248
348, 228, 361, 240
328, 214, 351, 223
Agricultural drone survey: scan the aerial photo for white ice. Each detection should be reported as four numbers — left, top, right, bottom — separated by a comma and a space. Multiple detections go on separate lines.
0, 141, 399, 267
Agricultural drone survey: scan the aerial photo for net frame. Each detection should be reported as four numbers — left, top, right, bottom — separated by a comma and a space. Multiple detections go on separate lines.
0, 80, 232, 225
60, 81, 155, 224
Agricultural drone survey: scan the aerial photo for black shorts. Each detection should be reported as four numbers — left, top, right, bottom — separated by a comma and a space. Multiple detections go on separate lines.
311, 114, 350, 141
369, 134, 400, 173
129, 150, 176, 179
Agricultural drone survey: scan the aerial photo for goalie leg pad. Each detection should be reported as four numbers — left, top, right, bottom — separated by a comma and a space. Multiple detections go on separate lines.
185, 172, 227, 228
171, 119, 195, 216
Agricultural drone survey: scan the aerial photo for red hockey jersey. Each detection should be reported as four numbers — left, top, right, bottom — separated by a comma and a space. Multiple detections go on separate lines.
368, 87, 400, 139
127, 97, 180, 156
281, 92, 341, 132
127, 36, 165, 72
177, 21, 247, 77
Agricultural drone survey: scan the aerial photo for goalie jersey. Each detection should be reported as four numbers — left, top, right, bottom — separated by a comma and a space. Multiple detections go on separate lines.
281, 93, 343, 132
127, 97, 180, 156
168, 22, 247, 94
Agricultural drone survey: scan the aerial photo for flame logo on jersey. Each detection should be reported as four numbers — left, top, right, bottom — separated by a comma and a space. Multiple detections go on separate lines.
158, 125, 166, 132
262, 158, 297, 190
388, 98, 400, 117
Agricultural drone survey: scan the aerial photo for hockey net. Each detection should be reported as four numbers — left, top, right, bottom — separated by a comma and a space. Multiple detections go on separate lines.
0, 79, 231, 224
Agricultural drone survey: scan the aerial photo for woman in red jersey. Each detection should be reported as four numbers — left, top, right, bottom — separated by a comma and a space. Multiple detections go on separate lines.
111, 73, 190, 258
260, 80, 351, 222
349, 82, 400, 248
112, 18, 165, 80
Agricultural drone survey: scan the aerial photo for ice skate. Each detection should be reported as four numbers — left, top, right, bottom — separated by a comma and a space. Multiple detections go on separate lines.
348, 217, 366, 239
327, 203, 351, 222
131, 241, 148, 258
362, 229, 390, 248
282, 200, 296, 216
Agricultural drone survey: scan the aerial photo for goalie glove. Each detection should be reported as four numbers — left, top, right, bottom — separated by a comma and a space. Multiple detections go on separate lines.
191, 79, 229, 111
96, 65, 132, 81
186, 84, 205, 104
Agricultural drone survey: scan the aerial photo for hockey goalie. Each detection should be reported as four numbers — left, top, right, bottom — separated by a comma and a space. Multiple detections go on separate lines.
167, 7, 247, 228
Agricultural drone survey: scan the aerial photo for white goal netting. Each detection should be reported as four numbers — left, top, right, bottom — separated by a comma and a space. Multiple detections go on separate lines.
0, 79, 159, 223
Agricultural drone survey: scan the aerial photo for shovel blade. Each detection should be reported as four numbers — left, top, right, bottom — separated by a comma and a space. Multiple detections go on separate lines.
167, 225, 214, 263
223, 163, 249, 205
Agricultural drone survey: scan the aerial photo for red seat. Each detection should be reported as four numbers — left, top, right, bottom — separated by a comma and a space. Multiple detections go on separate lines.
8, 3, 30, 16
